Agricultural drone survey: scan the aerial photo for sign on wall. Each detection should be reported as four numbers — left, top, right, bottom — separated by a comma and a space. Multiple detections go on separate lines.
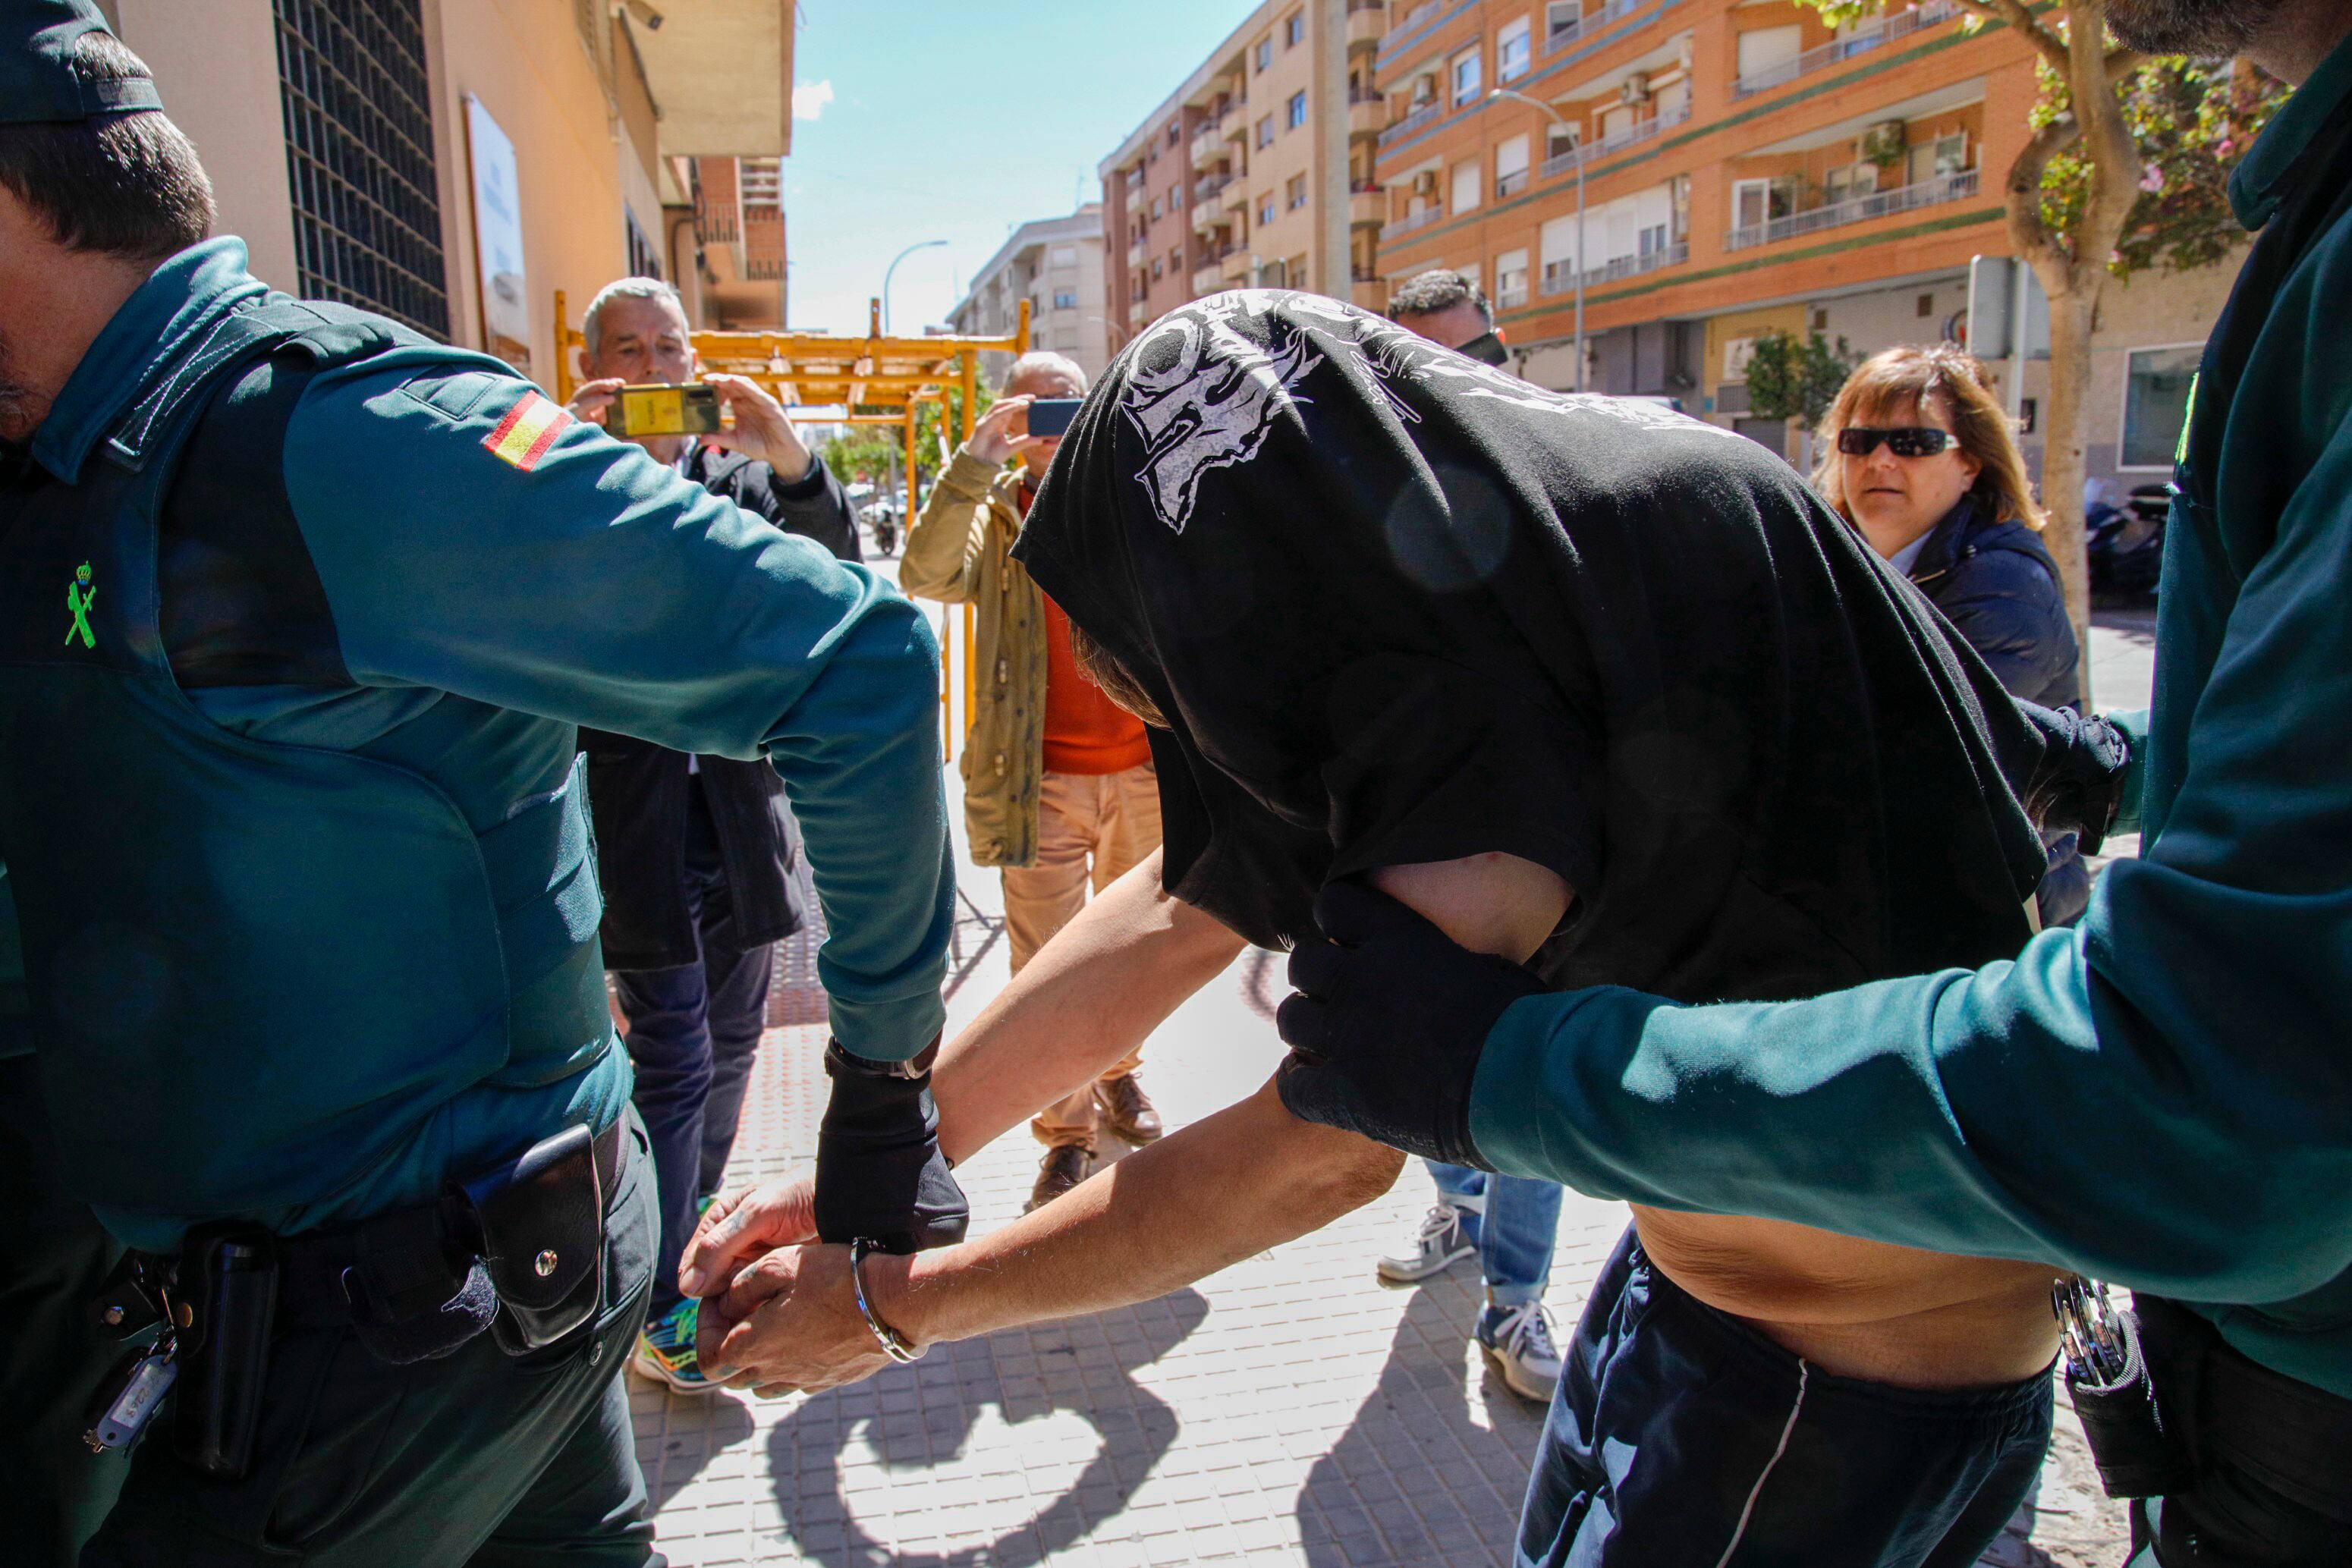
465, 96, 530, 372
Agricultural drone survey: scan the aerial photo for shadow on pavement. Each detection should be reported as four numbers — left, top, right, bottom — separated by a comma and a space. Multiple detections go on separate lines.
1297, 1277, 1545, 1568
766, 1288, 1211, 1566
649, 1394, 756, 1513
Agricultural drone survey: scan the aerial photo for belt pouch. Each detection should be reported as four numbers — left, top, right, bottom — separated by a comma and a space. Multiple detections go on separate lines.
445, 1121, 604, 1355
173, 1224, 278, 1482
2072, 1304, 2196, 1499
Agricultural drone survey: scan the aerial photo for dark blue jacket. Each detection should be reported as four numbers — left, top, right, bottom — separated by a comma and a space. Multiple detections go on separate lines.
1907, 498, 2089, 925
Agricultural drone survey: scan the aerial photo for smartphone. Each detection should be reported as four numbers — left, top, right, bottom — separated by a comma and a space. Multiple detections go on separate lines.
1025, 397, 1083, 439
605, 382, 722, 438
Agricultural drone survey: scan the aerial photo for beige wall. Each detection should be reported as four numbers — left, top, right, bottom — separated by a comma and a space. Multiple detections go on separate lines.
114, 0, 299, 292
423, 0, 630, 382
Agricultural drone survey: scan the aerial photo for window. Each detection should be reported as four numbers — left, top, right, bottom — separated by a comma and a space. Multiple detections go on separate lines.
1735, 24, 1803, 85
1495, 247, 1530, 306
1917, 292, 1935, 318
1451, 47, 1482, 106
276, 0, 451, 336
1546, 122, 1580, 165
1730, 176, 1797, 231
1495, 133, 1530, 197
1150, 196, 1162, 221
1907, 131, 1969, 184
1637, 222, 1667, 258
1170, 247, 1182, 272
1822, 162, 1879, 205
1287, 11, 1306, 46
1257, 114, 1275, 148
1498, 17, 1533, 82
2121, 344, 2202, 468
1288, 91, 1308, 130
1152, 257, 1165, 279
1256, 37, 1273, 71
1168, 121, 1182, 145
1451, 158, 1480, 214
1054, 290, 1079, 310
624, 209, 660, 281
1546, 0, 1583, 39
1287, 173, 1310, 210
1260, 193, 1277, 225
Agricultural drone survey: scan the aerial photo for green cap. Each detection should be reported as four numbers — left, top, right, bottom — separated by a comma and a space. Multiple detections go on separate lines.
1, 0, 163, 124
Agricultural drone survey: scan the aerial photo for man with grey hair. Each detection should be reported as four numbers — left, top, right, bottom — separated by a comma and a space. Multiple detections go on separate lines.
1388, 268, 1511, 366
564, 275, 862, 1395
901, 350, 1168, 1211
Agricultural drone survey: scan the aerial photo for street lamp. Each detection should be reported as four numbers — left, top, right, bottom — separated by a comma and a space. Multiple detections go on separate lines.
1489, 88, 1584, 392
882, 238, 948, 335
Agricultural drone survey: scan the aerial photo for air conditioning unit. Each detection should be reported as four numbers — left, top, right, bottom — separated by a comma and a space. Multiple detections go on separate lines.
1620, 73, 1652, 105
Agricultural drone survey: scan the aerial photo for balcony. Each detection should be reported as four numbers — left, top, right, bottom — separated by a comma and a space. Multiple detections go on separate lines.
1543, 0, 1652, 57
1539, 238, 1689, 294
1192, 259, 1228, 294
1222, 246, 1256, 284
1190, 117, 1228, 168
1351, 274, 1390, 313
1387, 203, 1443, 237
1346, 0, 1387, 51
1398, 0, 1442, 29
1533, 99, 1691, 178
1127, 240, 1146, 267
1351, 182, 1386, 225
1723, 167, 1978, 251
1349, 88, 1387, 138
1731, 0, 1959, 97
1497, 168, 1529, 198
1378, 98, 1445, 149
1194, 172, 1234, 206
1193, 203, 1232, 236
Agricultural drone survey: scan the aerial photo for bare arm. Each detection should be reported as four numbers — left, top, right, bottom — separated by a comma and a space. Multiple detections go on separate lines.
700, 852, 1569, 1393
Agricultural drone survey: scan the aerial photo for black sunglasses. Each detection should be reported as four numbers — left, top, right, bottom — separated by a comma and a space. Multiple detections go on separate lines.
1836, 426, 1955, 457
1454, 330, 1511, 367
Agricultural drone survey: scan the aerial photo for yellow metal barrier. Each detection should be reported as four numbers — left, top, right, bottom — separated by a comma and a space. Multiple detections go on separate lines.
552, 291, 1030, 765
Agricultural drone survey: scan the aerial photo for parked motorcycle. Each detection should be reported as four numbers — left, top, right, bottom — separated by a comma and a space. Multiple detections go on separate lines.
2087, 483, 2168, 602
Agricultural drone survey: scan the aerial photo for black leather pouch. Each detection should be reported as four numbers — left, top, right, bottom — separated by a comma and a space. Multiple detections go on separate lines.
2071, 1306, 2196, 1499
445, 1122, 604, 1356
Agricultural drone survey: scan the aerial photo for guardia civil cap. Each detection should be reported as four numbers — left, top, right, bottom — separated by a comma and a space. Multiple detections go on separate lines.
1, 0, 163, 124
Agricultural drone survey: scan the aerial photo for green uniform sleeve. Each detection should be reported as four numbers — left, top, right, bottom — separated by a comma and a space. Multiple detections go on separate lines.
280, 357, 951, 1060
1470, 416, 2352, 1308
2105, 705, 2150, 837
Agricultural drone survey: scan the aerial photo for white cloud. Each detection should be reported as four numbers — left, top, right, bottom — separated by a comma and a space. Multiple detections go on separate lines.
793, 80, 835, 121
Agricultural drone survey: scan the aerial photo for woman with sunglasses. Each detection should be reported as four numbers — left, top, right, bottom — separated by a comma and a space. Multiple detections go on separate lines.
1816, 346, 2089, 924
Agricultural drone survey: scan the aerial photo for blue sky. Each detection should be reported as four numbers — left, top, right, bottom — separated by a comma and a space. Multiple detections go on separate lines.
783, 1, 1258, 336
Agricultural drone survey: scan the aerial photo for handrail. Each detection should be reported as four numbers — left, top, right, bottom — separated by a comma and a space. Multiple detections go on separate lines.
1723, 167, 1977, 250
1543, 0, 1652, 56
1532, 97, 1690, 178
1378, 98, 1446, 147
1731, 0, 1958, 97
1538, 238, 1688, 294
1387, 204, 1443, 236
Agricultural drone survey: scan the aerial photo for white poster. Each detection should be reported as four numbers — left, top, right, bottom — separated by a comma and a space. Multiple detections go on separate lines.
466, 96, 530, 370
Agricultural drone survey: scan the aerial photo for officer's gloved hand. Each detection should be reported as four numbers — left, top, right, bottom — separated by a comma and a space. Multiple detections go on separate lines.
1275, 881, 1545, 1170
812, 1035, 969, 1255
2014, 701, 2133, 853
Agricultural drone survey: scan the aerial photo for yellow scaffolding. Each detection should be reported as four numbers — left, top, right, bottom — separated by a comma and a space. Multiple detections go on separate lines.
552, 292, 1030, 765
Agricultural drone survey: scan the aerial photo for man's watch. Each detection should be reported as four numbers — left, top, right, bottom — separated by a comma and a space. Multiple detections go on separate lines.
825, 1036, 939, 1082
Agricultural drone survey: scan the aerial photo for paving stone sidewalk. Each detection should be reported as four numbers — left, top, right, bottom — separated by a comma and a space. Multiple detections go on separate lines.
629, 609, 2152, 1566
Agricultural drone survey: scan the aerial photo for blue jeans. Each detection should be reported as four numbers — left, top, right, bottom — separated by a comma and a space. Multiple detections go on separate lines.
1428, 1160, 1563, 1310
613, 790, 775, 1316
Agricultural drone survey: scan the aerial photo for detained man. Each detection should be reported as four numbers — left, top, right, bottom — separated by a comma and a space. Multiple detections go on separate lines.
682, 292, 2103, 1564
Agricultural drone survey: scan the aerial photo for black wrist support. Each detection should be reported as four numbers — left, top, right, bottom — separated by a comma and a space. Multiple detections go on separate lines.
812, 1035, 970, 1255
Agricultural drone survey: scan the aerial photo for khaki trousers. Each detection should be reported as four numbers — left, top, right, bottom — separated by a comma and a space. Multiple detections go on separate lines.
1004, 763, 1164, 1149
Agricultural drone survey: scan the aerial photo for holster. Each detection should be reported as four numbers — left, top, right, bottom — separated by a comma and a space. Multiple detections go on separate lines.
441, 1120, 605, 1355
2067, 1300, 2195, 1499
171, 1224, 279, 1481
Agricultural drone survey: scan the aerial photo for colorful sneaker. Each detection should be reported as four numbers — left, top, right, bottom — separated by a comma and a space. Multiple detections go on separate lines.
1479, 1301, 1564, 1403
631, 1298, 715, 1394
1376, 1204, 1475, 1284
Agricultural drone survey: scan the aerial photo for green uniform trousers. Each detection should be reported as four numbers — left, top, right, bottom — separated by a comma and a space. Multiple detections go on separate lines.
80, 1118, 664, 1567
0, 1054, 130, 1566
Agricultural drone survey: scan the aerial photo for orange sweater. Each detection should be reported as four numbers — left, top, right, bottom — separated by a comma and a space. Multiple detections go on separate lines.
1039, 593, 1151, 775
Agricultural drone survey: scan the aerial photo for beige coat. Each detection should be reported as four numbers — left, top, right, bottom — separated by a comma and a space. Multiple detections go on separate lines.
898, 446, 1049, 868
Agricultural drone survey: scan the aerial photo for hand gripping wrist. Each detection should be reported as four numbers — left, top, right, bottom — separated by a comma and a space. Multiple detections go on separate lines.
1274, 881, 1545, 1168
813, 1035, 970, 1255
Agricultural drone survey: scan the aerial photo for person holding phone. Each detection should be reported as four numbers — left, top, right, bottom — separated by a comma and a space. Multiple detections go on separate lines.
900, 352, 1168, 1214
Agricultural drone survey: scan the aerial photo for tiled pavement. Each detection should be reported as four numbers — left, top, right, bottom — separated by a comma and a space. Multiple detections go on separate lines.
628, 611, 2153, 1566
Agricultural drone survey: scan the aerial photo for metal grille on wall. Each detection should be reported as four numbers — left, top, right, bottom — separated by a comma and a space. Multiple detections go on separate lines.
273, 0, 450, 338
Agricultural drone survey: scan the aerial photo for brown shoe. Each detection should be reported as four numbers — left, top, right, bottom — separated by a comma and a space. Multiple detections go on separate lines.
1027, 1144, 1092, 1213
1094, 1073, 1163, 1145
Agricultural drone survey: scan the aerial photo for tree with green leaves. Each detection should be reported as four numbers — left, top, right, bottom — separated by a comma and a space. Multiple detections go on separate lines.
1744, 329, 1861, 426
1794, 0, 2281, 687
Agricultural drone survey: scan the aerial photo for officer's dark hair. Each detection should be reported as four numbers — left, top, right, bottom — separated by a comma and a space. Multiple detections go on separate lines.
1387, 269, 1491, 328
0, 32, 212, 262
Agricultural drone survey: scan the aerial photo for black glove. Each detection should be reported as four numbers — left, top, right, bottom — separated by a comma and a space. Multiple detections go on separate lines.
812, 1035, 969, 1255
2014, 700, 2132, 853
1274, 881, 1545, 1169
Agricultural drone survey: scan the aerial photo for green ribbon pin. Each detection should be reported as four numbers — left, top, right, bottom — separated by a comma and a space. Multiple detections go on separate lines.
64, 562, 96, 649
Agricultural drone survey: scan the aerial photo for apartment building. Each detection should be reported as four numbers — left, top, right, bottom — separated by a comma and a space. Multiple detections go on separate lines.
97, 0, 793, 375
948, 206, 1112, 384
1369, 0, 2233, 480
1098, 0, 1383, 351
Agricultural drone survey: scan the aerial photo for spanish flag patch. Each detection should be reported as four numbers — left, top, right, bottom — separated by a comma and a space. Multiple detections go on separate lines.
482, 390, 573, 472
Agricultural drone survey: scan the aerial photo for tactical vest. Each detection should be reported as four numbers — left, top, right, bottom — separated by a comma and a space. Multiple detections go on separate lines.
0, 299, 611, 1221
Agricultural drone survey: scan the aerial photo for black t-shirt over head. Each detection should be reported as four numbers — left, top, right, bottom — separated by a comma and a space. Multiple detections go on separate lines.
1014, 291, 2045, 1002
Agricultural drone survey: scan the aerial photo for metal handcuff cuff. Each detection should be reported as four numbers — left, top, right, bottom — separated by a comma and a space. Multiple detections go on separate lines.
847, 1238, 924, 1363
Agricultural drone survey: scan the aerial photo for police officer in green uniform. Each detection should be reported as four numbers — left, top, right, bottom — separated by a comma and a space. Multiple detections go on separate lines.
0, 5, 964, 1562
1276, 0, 2352, 1560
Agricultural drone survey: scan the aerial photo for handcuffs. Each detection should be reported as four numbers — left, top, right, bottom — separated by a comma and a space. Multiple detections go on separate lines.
848, 1236, 924, 1364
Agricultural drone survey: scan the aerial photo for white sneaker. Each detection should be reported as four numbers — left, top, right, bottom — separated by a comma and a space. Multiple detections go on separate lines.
1376, 1205, 1474, 1283
1479, 1301, 1564, 1403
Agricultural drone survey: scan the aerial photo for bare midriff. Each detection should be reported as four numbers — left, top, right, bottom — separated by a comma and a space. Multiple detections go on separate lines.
1630, 1205, 2061, 1389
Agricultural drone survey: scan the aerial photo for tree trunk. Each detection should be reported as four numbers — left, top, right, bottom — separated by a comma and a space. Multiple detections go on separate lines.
2032, 268, 2102, 705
